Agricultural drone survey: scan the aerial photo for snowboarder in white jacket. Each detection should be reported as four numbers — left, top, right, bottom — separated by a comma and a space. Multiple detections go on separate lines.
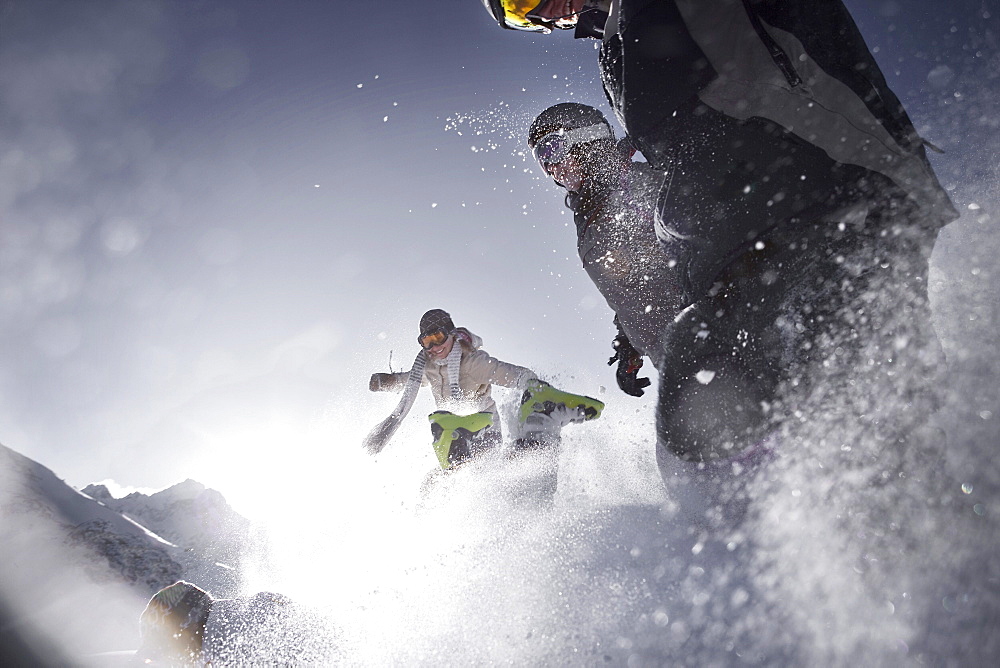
370, 309, 537, 439
365, 309, 604, 470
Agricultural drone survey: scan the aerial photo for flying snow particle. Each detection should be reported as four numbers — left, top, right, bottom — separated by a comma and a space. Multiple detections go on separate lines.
695, 370, 716, 384
926, 65, 956, 89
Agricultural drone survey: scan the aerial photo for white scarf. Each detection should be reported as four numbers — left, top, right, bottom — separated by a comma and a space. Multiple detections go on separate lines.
361, 349, 427, 454
362, 336, 466, 454
441, 339, 463, 401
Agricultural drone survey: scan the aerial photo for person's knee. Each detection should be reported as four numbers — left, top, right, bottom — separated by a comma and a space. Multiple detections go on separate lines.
656, 350, 777, 464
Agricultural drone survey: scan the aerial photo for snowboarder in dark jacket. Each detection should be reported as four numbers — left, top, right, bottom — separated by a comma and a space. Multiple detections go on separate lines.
482, 0, 958, 467
527, 102, 686, 397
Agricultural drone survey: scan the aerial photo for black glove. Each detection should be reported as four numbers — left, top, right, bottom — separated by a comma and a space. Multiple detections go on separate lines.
369, 372, 393, 392
608, 334, 650, 397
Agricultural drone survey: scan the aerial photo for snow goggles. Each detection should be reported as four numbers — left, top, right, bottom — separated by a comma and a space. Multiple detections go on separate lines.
419, 329, 450, 349
481, 0, 551, 33
532, 124, 613, 167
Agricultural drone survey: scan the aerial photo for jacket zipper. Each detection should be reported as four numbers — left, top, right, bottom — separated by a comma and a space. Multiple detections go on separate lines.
740, 0, 803, 89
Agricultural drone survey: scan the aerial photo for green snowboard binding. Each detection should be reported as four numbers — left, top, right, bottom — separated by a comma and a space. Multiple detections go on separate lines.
518, 379, 604, 426
428, 411, 495, 470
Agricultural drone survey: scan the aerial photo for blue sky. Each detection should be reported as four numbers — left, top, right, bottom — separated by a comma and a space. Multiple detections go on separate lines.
0, 0, 996, 512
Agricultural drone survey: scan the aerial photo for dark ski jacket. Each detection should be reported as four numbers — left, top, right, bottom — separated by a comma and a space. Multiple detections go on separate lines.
566, 159, 686, 368
586, 0, 958, 300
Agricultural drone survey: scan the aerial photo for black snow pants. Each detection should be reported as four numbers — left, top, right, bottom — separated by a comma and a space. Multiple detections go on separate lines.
655, 197, 944, 468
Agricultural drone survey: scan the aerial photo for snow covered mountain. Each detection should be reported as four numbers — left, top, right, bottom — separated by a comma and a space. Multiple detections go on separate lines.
82, 478, 258, 595
82, 479, 248, 555
0, 442, 247, 661
1, 443, 182, 588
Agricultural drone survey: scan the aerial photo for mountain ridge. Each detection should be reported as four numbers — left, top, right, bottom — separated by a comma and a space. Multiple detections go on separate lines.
1, 441, 251, 658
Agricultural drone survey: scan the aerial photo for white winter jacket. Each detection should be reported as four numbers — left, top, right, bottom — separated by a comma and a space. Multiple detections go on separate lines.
378, 329, 537, 426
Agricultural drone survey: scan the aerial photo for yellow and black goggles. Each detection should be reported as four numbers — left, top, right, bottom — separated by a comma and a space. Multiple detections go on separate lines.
481, 0, 551, 33
419, 329, 451, 349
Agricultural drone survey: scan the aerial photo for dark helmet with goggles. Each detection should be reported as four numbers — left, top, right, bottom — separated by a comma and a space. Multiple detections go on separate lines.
418, 309, 455, 349
528, 102, 614, 167
532, 124, 614, 167
481, 0, 583, 33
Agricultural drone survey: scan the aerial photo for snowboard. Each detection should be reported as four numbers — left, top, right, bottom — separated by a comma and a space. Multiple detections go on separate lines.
428, 411, 495, 470
517, 379, 604, 425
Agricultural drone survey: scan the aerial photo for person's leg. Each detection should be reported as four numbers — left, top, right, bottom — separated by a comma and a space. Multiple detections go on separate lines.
427, 411, 496, 469
801, 215, 946, 457
652, 207, 867, 470
655, 278, 783, 465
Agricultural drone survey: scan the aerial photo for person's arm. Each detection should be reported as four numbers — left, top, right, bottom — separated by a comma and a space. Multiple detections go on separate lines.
369, 370, 411, 393
608, 316, 650, 397
464, 349, 537, 389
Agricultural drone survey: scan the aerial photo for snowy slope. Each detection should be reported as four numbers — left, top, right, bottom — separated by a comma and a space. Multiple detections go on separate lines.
257, 369, 1000, 667
1, 442, 180, 658
0, 442, 244, 660
0, 443, 183, 588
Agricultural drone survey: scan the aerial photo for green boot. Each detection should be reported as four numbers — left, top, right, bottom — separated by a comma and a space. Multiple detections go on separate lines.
518, 379, 604, 425
428, 411, 495, 470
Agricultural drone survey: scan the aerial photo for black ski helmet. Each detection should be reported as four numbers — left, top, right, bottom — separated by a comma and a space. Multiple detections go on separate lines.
419, 309, 455, 338
528, 102, 613, 148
